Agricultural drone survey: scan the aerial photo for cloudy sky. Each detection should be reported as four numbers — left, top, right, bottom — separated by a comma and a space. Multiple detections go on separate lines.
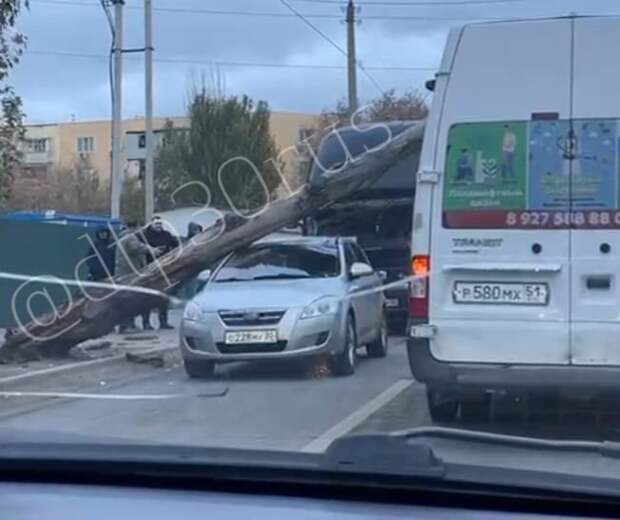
10, 0, 620, 123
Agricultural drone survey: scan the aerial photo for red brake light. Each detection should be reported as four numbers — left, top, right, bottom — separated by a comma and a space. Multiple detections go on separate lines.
412, 255, 429, 276
409, 255, 429, 319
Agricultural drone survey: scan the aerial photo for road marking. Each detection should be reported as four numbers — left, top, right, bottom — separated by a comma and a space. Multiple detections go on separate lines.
0, 391, 185, 400
0, 388, 228, 400
0, 345, 177, 385
301, 378, 413, 453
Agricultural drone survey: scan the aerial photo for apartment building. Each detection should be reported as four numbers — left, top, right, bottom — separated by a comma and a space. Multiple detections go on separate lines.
20, 112, 318, 184
21, 123, 60, 177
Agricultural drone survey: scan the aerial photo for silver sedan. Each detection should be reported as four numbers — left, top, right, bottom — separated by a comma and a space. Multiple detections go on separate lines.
180, 236, 388, 378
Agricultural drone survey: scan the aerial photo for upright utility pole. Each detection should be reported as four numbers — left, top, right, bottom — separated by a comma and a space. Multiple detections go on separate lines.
110, 0, 124, 219
144, 0, 154, 222
346, 0, 358, 115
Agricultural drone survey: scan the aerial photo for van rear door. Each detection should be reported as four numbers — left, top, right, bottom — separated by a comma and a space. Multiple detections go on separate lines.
569, 17, 620, 365
429, 19, 572, 364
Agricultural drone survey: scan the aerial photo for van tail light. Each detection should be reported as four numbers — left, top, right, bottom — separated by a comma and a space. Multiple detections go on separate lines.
409, 255, 430, 319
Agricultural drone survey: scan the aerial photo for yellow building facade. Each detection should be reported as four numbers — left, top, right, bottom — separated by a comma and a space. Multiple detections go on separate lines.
21, 112, 317, 183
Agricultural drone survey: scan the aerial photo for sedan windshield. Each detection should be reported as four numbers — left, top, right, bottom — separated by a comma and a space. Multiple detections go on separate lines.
214, 243, 340, 282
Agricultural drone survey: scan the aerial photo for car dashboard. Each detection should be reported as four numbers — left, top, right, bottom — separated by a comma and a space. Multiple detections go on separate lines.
0, 482, 594, 520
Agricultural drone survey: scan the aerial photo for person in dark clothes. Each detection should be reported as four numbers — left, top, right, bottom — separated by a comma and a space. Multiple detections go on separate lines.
180, 221, 205, 298
86, 227, 116, 281
115, 221, 152, 333
140, 216, 180, 330
187, 221, 203, 240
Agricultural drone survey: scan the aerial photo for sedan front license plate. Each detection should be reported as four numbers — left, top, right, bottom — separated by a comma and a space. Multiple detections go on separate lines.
453, 282, 548, 305
385, 298, 399, 308
225, 330, 278, 344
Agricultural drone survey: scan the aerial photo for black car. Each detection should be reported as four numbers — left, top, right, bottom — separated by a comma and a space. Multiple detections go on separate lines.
304, 120, 424, 334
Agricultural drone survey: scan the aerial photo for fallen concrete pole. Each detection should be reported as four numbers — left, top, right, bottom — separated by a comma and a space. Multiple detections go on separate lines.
1, 123, 424, 361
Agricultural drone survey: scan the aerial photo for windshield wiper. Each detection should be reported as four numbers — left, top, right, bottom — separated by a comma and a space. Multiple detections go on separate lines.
324, 431, 445, 478
321, 428, 620, 500
251, 274, 311, 280
329, 427, 620, 462
215, 274, 311, 282
389, 426, 620, 457
326, 426, 620, 477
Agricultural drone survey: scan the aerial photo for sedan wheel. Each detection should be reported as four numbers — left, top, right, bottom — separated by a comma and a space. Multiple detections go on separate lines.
331, 315, 357, 376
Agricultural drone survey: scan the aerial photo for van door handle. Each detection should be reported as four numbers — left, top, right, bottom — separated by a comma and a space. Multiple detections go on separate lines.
443, 262, 562, 274
586, 276, 611, 290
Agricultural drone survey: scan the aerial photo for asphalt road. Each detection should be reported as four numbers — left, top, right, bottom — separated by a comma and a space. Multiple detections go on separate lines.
5, 324, 620, 453
0, 336, 415, 452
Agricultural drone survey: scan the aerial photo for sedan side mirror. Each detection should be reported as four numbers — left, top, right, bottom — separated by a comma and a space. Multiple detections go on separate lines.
195, 269, 212, 293
350, 262, 373, 278
197, 269, 212, 282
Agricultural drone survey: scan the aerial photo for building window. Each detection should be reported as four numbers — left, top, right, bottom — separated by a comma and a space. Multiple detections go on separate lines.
26, 138, 48, 153
77, 136, 95, 154
298, 127, 314, 142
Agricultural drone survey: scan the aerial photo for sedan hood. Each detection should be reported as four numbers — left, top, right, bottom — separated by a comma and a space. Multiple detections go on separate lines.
194, 277, 343, 311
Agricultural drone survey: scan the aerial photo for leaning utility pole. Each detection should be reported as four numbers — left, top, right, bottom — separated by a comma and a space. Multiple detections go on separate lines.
346, 0, 358, 115
110, 0, 124, 219
144, 0, 154, 222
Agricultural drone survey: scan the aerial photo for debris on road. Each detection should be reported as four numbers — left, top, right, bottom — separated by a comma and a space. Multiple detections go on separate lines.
125, 351, 165, 368
122, 334, 160, 342
80, 340, 113, 351
69, 340, 113, 361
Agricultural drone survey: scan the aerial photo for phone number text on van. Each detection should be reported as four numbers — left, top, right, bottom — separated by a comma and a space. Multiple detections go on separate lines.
444, 210, 620, 229
506, 211, 620, 229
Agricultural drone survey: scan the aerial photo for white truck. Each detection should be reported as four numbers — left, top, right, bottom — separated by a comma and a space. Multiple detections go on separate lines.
408, 16, 620, 421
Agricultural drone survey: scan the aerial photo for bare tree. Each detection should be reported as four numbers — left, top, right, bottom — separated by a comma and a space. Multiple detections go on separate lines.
318, 88, 428, 130
295, 88, 428, 183
8, 158, 108, 215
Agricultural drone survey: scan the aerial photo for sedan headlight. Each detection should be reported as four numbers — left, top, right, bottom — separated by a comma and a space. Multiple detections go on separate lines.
183, 301, 205, 321
300, 296, 340, 320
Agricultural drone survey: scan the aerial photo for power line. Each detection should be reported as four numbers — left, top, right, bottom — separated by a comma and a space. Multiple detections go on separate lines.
277, 0, 348, 56
30, 0, 341, 18
27, 0, 526, 21
292, 0, 525, 5
278, 0, 384, 94
26, 49, 437, 71
363, 13, 512, 19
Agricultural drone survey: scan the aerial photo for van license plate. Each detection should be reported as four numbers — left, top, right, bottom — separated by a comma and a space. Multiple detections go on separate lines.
453, 282, 548, 305
225, 330, 277, 344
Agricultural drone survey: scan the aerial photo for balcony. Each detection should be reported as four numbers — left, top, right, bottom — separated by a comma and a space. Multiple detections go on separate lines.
23, 150, 54, 165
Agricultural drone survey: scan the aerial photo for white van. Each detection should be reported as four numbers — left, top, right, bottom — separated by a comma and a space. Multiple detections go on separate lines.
409, 16, 620, 421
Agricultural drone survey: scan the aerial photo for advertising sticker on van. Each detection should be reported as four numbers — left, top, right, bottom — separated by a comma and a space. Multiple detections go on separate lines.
443, 119, 620, 229
443, 121, 527, 216
529, 119, 616, 211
